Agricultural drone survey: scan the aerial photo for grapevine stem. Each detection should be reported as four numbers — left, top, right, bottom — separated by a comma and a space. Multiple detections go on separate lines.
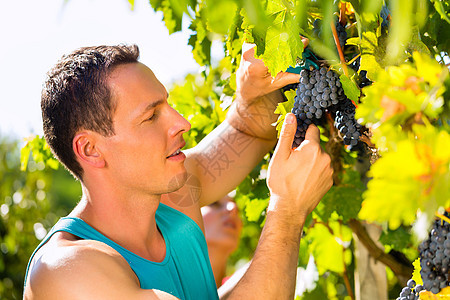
330, 20, 359, 107
325, 111, 339, 142
339, 3, 347, 26
325, 112, 343, 185
330, 20, 348, 77
315, 221, 335, 235
339, 221, 355, 300
347, 53, 361, 66
348, 219, 413, 284
342, 251, 355, 300
360, 134, 376, 148
345, 22, 357, 31
435, 212, 450, 224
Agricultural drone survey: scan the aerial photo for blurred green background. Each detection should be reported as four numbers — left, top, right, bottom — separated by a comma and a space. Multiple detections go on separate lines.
0, 136, 81, 298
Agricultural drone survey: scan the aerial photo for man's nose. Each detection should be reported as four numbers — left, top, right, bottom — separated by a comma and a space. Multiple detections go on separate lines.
168, 106, 191, 137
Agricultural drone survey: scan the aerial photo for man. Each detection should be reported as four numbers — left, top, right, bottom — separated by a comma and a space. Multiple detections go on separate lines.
24, 43, 333, 299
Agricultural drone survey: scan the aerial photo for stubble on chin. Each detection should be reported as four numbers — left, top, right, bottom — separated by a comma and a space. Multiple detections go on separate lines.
165, 172, 202, 207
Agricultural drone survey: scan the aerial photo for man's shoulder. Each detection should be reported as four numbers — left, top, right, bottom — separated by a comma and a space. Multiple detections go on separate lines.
30, 231, 131, 270
24, 232, 137, 299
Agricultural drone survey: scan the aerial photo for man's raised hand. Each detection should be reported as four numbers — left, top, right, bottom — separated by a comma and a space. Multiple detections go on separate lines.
229, 40, 309, 141
236, 43, 307, 102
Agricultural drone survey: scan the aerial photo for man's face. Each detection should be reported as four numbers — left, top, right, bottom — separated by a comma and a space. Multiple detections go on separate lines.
99, 62, 191, 195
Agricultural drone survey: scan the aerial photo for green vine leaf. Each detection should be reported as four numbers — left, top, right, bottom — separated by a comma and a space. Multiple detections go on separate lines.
339, 74, 361, 102
385, 0, 414, 63
306, 222, 350, 275
274, 89, 296, 137
359, 125, 450, 229
379, 227, 412, 251
359, 31, 383, 80
159, 0, 183, 34
314, 170, 364, 223
431, 0, 450, 24
188, 18, 212, 66
350, 2, 384, 80
408, 26, 431, 55
205, 0, 238, 35
245, 198, 269, 222
20, 141, 31, 172
21, 135, 59, 172
261, 0, 303, 77
356, 52, 447, 131
149, 0, 162, 10
411, 258, 423, 285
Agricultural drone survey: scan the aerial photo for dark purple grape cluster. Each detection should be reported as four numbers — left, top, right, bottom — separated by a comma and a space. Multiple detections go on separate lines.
417, 212, 450, 294
358, 70, 372, 88
291, 67, 361, 147
312, 18, 347, 48
335, 21, 347, 48
349, 57, 372, 89
349, 56, 361, 72
396, 279, 424, 300
331, 97, 362, 146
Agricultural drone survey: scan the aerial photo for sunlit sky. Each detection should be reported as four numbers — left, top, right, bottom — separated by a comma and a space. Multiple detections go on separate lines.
0, 0, 219, 139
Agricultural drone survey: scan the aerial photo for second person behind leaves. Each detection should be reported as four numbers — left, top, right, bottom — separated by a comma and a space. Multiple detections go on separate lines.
201, 193, 243, 288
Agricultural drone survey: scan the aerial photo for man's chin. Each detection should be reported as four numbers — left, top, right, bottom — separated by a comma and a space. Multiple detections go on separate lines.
167, 172, 188, 193
165, 172, 201, 207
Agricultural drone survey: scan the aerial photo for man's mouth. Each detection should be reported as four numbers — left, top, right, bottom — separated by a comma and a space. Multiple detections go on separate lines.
167, 148, 182, 158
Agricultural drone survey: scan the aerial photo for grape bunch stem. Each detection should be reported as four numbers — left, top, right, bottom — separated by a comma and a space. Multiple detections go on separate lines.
436, 212, 450, 224
330, 20, 348, 77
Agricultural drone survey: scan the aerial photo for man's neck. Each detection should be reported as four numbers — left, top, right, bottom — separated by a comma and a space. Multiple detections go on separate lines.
69, 183, 166, 262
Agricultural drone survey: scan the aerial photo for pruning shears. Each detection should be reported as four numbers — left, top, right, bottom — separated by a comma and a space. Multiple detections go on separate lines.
285, 47, 319, 74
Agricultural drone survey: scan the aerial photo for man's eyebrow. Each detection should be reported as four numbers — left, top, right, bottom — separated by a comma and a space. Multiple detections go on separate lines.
142, 99, 164, 113
139, 93, 168, 117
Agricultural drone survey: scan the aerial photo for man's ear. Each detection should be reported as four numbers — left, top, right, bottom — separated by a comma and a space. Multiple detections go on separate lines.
73, 132, 105, 169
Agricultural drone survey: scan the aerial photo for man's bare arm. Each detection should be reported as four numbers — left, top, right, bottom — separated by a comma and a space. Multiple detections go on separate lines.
224, 114, 333, 299
24, 239, 179, 300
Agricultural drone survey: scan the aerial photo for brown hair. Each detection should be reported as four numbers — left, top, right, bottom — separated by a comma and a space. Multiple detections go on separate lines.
41, 44, 140, 180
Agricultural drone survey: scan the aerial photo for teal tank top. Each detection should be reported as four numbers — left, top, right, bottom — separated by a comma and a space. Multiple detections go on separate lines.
24, 202, 219, 300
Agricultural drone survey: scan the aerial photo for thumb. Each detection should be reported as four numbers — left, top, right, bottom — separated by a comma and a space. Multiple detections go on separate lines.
273, 113, 297, 159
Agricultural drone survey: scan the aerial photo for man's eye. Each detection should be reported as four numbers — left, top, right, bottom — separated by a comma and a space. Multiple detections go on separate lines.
146, 113, 157, 121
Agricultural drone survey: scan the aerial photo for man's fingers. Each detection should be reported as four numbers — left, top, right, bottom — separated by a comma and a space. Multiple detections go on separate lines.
303, 124, 320, 145
242, 43, 256, 62
301, 36, 309, 48
242, 42, 256, 53
273, 113, 297, 159
273, 71, 301, 89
